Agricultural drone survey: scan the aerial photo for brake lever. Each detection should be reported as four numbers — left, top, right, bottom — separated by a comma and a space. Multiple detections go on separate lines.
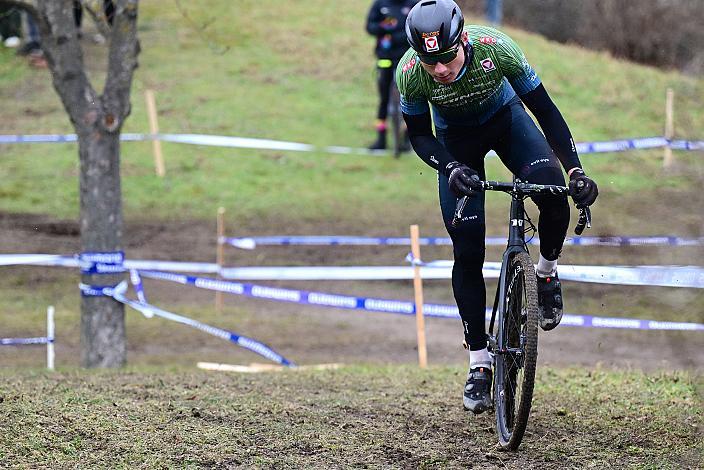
451, 196, 469, 228
574, 205, 591, 235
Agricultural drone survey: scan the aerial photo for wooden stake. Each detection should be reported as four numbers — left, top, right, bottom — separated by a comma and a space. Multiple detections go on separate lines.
663, 88, 674, 168
145, 89, 166, 177
215, 207, 225, 313
410, 224, 428, 368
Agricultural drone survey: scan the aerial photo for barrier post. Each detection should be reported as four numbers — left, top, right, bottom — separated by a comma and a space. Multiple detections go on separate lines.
663, 88, 674, 168
215, 207, 225, 313
46, 306, 55, 370
145, 89, 166, 177
410, 225, 428, 368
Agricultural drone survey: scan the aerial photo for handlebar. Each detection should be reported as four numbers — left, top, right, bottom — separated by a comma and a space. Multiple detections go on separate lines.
451, 179, 592, 235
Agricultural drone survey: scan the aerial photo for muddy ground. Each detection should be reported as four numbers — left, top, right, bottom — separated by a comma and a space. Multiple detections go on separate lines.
2, 211, 702, 373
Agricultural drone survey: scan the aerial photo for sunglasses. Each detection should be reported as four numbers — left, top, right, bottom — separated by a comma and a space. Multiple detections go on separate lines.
418, 43, 461, 65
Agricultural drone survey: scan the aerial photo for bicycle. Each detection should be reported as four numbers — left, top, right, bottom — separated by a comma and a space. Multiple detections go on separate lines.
452, 178, 591, 450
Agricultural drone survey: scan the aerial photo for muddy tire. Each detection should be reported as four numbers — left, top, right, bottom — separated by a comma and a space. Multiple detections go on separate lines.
494, 251, 539, 450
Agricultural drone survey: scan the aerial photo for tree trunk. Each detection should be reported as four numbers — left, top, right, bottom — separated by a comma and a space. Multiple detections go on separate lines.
30, 0, 140, 367
79, 129, 126, 368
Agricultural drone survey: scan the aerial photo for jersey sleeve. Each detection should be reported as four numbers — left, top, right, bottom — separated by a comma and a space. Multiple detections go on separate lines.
395, 52, 430, 115
493, 29, 541, 95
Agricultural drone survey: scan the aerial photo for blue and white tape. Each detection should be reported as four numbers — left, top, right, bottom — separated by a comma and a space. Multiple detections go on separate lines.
408, 259, 704, 289
1, 132, 702, 155
2, 253, 702, 288
222, 235, 704, 249
79, 251, 125, 274
130, 269, 148, 303
78, 282, 294, 366
138, 270, 704, 332
1, 336, 53, 346
0, 254, 220, 273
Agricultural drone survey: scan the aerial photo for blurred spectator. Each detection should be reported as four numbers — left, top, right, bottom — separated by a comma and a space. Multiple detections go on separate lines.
365, 0, 417, 150
485, 0, 502, 26
0, 4, 21, 48
16, 12, 41, 56
74, 0, 115, 43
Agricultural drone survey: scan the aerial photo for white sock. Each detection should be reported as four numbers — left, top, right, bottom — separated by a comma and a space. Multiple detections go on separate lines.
536, 254, 558, 278
470, 348, 492, 369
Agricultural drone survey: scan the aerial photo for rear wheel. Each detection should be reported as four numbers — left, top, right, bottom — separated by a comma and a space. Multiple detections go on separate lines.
494, 251, 539, 450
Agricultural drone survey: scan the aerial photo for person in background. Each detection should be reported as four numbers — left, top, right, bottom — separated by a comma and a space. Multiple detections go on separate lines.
365, 0, 417, 150
485, 0, 502, 26
74, 0, 115, 42
0, 4, 22, 48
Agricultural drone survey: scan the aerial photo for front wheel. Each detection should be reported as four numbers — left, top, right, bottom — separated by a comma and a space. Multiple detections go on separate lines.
494, 251, 539, 450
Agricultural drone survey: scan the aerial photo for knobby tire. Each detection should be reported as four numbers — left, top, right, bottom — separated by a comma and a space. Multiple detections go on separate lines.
494, 251, 539, 450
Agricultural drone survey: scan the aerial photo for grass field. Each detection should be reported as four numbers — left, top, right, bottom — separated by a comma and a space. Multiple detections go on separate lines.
0, 367, 701, 468
1, 1, 703, 465
0, 0, 702, 224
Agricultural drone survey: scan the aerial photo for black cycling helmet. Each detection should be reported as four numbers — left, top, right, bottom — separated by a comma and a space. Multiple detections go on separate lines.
405, 0, 465, 55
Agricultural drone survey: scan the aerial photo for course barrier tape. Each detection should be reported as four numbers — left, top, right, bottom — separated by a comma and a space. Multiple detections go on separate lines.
78, 282, 294, 366
1, 306, 56, 370
222, 235, 704, 249
137, 270, 704, 332
1, 133, 702, 155
2, 254, 702, 288
0, 337, 53, 345
0, 254, 219, 273
409, 260, 704, 289
79, 251, 125, 274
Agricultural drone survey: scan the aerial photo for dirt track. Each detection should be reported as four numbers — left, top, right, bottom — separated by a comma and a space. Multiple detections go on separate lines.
1, 211, 702, 372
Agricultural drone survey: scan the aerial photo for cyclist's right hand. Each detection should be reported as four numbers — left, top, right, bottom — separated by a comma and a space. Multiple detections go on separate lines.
446, 161, 481, 197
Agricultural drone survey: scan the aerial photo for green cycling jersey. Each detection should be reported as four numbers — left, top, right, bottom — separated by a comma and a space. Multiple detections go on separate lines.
396, 25, 541, 128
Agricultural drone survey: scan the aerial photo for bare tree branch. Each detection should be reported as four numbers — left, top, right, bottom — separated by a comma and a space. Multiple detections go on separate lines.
80, 0, 111, 38
37, 0, 97, 130
102, 0, 139, 133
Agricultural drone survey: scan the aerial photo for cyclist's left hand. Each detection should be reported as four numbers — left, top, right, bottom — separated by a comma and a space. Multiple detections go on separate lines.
569, 169, 598, 206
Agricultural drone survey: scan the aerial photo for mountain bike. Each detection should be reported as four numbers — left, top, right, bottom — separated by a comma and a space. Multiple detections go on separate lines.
452, 178, 591, 450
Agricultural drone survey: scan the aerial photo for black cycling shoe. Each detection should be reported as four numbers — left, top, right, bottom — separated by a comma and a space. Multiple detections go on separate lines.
537, 273, 563, 331
463, 365, 493, 414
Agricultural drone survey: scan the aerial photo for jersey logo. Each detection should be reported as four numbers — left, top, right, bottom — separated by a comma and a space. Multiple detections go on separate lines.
402, 57, 417, 73
479, 36, 497, 45
480, 58, 496, 72
424, 36, 439, 52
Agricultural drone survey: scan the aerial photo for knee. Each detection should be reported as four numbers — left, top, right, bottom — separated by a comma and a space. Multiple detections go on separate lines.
534, 194, 570, 223
450, 224, 486, 266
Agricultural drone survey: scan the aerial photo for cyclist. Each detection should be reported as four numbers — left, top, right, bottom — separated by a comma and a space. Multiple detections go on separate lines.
365, 0, 418, 150
396, 0, 598, 414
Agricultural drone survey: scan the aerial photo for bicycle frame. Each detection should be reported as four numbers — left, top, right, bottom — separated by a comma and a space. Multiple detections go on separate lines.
452, 177, 588, 347
488, 194, 530, 349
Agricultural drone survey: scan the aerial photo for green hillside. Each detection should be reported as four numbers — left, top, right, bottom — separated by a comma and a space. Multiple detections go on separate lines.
0, 0, 702, 235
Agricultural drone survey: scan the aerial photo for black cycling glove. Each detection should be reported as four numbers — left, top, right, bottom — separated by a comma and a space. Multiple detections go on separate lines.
446, 161, 481, 197
569, 169, 598, 206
